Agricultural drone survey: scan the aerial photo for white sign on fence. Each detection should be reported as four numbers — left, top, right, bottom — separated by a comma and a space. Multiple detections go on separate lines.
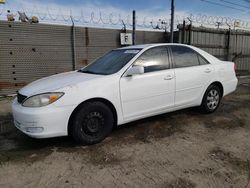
120, 33, 132, 45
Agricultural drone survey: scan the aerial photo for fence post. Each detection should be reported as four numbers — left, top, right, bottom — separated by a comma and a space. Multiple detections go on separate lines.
188, 23, 192, 45
70, 16, 76, 71
227, 28, 231, 61
132, 10, 136, 45
182, 20, 186, 44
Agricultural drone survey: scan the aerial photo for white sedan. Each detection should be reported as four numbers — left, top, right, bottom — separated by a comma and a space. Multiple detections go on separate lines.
12, 44, 238, 144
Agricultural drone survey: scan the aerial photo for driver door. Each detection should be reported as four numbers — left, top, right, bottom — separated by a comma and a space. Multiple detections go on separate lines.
119, 46, 175, 120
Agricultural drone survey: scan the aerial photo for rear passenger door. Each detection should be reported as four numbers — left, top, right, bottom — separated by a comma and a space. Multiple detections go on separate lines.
170, 45, 214, 107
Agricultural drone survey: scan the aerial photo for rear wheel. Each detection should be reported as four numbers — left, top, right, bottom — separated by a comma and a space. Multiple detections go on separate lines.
200, 85, 221, 113
71, 101, 114, 145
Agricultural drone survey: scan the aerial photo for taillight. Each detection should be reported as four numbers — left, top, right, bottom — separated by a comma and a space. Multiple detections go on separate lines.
234, 63, 237, 71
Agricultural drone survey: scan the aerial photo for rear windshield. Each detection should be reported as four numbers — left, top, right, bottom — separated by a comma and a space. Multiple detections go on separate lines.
79, 49, 141, 75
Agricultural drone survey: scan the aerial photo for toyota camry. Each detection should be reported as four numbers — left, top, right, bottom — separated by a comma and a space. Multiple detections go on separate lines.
12, 44, 238, 145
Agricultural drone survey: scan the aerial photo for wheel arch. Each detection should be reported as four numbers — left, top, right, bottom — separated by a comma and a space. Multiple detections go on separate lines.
68, 97, 118, 136
199, 81, 224, 113
209, 81, 224, 97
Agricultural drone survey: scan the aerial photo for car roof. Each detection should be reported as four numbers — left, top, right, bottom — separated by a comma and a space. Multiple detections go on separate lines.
119, 43, 190, 50
119, 43, 220, 64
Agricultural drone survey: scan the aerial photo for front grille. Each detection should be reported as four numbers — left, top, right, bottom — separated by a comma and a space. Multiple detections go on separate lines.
17, 93, 27, 104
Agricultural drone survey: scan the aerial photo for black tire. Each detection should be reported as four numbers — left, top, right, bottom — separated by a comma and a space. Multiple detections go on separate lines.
200, 85, 222, 114
71, 101, 114, 145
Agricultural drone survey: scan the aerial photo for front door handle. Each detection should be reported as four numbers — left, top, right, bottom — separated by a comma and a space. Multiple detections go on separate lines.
164, 75, 174, 80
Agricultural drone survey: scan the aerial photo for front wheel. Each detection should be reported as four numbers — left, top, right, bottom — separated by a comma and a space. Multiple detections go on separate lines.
71, 101, 114, 145
200, 85, 222, 113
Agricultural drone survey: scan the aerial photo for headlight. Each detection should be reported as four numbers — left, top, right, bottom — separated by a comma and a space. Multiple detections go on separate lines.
22, 92, 64, 107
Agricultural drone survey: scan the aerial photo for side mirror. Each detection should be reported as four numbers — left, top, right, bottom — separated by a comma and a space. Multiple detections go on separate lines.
126, 66, 144, 76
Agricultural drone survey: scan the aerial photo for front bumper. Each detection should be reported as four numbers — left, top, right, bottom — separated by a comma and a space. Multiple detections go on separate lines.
12, 98, 75, 138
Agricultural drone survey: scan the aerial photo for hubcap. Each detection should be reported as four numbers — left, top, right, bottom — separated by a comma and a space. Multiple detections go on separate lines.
207, 89, 219, 110
81, 112, 104, 136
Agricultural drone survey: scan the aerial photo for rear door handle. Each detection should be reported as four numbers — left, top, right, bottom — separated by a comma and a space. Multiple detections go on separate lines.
204, 68, 212, 73
164, 75, 174, 80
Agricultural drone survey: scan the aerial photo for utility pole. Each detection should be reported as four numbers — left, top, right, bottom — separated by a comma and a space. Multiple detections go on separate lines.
132, 10, 136, 45
170, 0, 175, 43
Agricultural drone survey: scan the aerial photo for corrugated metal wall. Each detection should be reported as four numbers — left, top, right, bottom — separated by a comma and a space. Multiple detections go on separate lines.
0, 21, 73, 95
2, 21, 249, 95
230, 32, 250, 71
178, 25, 250, 71
0, 21, 166, 95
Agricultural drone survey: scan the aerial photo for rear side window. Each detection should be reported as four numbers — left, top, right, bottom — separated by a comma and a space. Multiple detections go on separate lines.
198, 55, 209, 65
171, 46, 201, 68
134, 46, 170, 73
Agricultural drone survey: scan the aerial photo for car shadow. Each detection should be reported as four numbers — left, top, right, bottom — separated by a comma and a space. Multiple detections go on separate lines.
0, 105, 233, 164
0, 107, 201, 152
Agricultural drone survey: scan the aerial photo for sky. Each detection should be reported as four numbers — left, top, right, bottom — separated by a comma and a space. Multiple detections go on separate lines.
1, 0, 250, 30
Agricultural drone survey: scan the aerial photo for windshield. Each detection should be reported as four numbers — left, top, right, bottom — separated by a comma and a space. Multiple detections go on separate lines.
79, 49, 141, 75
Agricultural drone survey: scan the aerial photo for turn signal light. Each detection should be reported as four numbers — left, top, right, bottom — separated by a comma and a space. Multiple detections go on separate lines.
49, 95, 60, 103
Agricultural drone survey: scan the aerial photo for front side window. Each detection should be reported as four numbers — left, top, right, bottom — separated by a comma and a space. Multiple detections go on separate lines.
171, 46, 201, 68
133, 46, 170, 73
79, 49, 141, 75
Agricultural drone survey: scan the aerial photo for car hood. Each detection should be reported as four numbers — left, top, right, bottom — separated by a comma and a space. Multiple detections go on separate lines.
19, 71, 103, 96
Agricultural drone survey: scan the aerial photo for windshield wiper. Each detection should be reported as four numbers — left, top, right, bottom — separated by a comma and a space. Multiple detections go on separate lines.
78, 69, 108, 75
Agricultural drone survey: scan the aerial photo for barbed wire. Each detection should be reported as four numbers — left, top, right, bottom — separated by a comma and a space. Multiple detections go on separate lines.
0, 5, 158, 29
187, 13, 250, 29
1, 4, 250, 31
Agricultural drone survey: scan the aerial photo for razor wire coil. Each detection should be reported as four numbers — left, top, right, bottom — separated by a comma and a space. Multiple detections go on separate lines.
1, 3, 250, 30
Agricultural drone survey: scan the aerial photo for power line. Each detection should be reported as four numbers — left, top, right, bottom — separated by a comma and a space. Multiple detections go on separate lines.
200, 0, 246, 12
220, 0, 250, 9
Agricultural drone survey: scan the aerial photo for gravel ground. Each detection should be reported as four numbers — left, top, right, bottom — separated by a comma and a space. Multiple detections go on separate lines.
0, 77, 249, 188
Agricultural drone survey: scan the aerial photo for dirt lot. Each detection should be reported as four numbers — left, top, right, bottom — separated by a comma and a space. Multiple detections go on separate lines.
0, 77, 249, 188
